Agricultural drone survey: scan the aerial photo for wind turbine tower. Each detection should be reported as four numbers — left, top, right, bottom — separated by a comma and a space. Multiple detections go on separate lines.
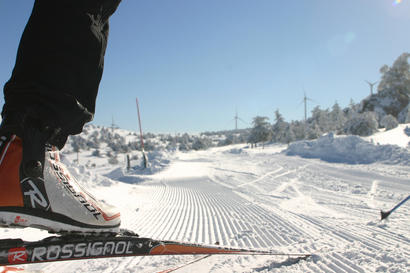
111, 115, 118, 132
234, 110, 239, 130
302, 92, 314, 121
232, 108, 247, 130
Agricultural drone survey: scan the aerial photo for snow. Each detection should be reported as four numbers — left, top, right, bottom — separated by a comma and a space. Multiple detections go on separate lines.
285, 131, 410, 165
366, 123, 410, 148
1, 126, 409, 272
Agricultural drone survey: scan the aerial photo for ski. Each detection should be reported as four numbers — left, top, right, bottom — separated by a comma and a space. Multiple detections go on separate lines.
0, 266, 42, 273
0, 230, 311, 266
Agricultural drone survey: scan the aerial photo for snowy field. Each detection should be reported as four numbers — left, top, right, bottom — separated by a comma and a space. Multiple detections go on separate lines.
1, 126, 409, 272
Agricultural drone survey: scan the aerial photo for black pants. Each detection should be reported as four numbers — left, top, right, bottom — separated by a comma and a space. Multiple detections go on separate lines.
2, 0, 121, 148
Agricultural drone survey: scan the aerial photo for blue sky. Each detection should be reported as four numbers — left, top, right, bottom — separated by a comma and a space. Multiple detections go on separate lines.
1, 1, 409, 133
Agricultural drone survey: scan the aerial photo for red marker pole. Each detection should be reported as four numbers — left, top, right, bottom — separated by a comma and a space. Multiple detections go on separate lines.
136, 98, 145, 151
136, 98, 148, 168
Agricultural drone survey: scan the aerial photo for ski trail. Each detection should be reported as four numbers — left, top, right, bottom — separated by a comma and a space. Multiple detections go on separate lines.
236, 166, 283, 187
20, 147, 410, 273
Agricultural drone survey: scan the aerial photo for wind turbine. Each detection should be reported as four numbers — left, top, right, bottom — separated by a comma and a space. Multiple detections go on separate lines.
111, 115, 118, 132
300, 91, 315, 121
365, 80, 378, 96
230, 108, 248, 130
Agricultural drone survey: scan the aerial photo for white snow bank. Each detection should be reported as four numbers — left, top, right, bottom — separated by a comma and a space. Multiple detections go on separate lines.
365, 123, 410, 148
285, 133, 410, 165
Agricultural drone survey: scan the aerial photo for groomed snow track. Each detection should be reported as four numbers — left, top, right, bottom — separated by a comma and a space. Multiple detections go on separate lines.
6, 146, 410, 272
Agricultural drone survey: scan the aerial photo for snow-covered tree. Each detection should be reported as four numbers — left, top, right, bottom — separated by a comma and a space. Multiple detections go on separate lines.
178, 142, 191, 151
344, 112, 378, 136
144, 140, 157, 151
108, 135, 129, 153
305, 122, 322, 139
249, 116, 271, 146
349, 99, 360, 113
71, 135, 88, 152
361, 53, 410, 118
108, 155, 119, 165
272, 110, 288, 143
192, 137, 212, 150
91, 149, 101, 157
378, 53, 410, 96
218, 134, 239, 146
289, 120, 306, 140
330, 102, 347, 133
310, 106, 330, 133
380, 114, 398, 130
283, 123, 296, 144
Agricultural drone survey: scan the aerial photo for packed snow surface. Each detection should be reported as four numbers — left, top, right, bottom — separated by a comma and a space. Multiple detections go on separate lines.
1, 127, 409, 272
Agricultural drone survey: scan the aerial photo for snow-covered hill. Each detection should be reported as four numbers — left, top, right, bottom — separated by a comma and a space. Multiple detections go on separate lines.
1, 126, 409, 272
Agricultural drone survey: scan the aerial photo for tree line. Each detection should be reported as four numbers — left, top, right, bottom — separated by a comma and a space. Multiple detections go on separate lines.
249, 52, 410, 146
68, 53, 409, 154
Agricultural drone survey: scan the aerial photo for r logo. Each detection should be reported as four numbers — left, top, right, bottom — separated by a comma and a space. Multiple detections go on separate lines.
8, 248, 28, 264
20, 178, 50, 210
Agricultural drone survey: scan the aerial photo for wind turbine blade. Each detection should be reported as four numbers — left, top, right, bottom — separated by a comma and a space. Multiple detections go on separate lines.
238, 118, 248, 125
307, 97, 318, 104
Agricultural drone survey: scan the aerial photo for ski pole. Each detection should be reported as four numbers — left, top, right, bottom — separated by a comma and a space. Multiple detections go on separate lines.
381, 195, 410, 220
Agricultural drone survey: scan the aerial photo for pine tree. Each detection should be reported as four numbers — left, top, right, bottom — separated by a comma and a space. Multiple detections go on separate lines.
306, 122, 322, 139
378, 53, 410, 96
249, 116, 271, 147
290, 120, 306, 140
361, 53, 410, 118
272, 110, 288, 143
310, 106, 330, 133
330, 102, 347, 133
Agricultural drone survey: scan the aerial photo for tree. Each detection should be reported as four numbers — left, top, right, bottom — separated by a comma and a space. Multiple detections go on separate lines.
289, 120, 306, 140
248, 116, 271, 147
378, 53, 410, 96
330, 102, 347, 133
283, 123, 295, 144
380, 114, 398, 130
178, 142, 191, 151
108, 155, 119, 165
272, 110, 288, 143
405, 107, 410, 123
361, 53, 410, 118
91, 149, 101, 157
305, 121, 322, 139
344, 112, 378, 136
310, 106, 330, 133
192, 137, 212, 150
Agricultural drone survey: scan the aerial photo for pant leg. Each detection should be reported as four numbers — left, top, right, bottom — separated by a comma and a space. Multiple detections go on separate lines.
2, 0, 121, 148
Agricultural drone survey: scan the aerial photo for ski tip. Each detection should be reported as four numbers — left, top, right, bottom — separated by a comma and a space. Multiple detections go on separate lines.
380, 210, 390, 220
0, 266, 43, 273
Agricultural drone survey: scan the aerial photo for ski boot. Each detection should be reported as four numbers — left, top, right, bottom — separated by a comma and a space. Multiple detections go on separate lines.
0, 115, 121, 235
